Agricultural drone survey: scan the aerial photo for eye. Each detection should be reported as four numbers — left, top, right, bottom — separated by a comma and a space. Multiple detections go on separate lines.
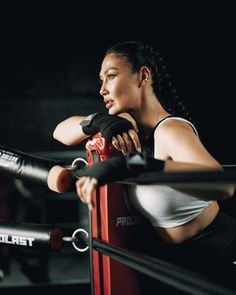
107, 74, 116, 80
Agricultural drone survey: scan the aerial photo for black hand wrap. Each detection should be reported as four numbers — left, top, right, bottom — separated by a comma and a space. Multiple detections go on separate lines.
0, 146, 64, 184
81, 113, 134, 142
76, 151, 164, 185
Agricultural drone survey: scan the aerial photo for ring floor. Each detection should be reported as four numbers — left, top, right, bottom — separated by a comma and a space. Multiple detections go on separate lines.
0, 250, 90, 294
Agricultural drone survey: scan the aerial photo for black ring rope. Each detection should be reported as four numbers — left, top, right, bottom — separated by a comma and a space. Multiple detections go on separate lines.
91, 238, 235, 295
1, 145, 236, 293
80, 234, 235, 294
119, 169, 236, 186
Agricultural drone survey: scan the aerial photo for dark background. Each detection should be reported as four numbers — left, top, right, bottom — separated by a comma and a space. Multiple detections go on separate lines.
0, 3, 235, 292
0, 2, 235, 164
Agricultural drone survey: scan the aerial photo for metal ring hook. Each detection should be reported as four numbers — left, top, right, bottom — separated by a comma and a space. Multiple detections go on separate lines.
72, 228, 89, 252
66, 158, 88, 179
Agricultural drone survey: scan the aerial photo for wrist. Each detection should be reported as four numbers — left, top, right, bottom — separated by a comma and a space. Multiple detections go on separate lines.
80, 113, 101, 135
126, 151, 165, 173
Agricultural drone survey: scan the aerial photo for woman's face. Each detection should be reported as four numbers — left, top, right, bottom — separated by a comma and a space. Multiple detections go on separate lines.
99, 53, 141, 115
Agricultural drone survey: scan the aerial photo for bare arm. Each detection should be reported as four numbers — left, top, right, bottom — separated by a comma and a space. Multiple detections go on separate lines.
156, 121, 235, 199
53, 113, 141, 152
53, 116, 90, 146
76, 120, 235, 207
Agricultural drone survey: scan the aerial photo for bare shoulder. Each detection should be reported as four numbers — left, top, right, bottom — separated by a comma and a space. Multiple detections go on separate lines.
154, 118, 220, 167
155, 118, 197, 144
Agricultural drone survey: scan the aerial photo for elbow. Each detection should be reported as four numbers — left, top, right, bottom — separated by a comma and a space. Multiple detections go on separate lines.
53, 125, 71, 146
53, 126, 62, 142
53, 127, 59, 141
226, 184, 235, 198
219, 184, 235, 200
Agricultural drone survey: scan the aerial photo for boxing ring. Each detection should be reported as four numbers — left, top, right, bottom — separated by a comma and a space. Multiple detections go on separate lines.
1, 136, 236, 294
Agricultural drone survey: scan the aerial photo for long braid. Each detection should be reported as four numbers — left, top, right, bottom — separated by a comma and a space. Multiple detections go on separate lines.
106, 41, 191, 121
153, 51, 191, 121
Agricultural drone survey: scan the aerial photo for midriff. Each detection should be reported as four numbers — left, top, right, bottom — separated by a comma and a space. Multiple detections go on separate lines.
155, 200, 219, 244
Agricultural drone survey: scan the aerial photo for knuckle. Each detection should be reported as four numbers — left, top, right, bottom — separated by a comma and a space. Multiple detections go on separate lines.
128, 130, 135, 139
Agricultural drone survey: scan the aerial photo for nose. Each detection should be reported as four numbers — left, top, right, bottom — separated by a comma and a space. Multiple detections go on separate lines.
99, 81, 108, 96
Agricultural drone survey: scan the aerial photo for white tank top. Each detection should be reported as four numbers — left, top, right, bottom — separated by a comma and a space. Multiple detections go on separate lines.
128, 116, 212, 228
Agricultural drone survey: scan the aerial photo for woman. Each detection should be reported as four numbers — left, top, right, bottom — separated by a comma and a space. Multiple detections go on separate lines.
53, 41, 236, 288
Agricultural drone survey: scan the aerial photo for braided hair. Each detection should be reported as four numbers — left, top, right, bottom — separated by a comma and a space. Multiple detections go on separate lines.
106, 41, 191, 121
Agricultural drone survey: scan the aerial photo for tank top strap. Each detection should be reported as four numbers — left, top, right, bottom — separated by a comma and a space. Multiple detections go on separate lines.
154, 115, 198, 137
153, 115, 174, 131
154, 116, 199, 159
140, 116, 174, 157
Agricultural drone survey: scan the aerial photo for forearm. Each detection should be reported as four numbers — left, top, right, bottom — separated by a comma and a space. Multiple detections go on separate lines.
53, 116, 89, 146
78, 153, 220, 186
164, 160, 235, 200
53, 113, 135, 146
79, 153, 234, 200
78, 152, 164, 186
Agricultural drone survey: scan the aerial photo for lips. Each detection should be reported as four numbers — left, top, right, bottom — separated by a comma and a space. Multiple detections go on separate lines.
105, 99, 114, 109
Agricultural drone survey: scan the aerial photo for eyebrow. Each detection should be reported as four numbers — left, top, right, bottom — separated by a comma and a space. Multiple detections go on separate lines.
99, 67, 118, 79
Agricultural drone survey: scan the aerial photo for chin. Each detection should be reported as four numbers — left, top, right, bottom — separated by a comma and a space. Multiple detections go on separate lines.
108, 108, 119, 115
108, 105, 126, 116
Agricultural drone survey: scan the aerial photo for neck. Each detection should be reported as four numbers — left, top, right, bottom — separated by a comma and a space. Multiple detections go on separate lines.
129, 94, 170, 139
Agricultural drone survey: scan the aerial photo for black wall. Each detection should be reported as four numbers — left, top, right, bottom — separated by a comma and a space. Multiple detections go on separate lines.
0, 3, 235, 164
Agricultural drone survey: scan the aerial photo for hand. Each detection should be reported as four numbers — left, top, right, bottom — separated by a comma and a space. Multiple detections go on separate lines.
76, 176, 98, 209
111, 130, 141, 155
112, 113, 141, 155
